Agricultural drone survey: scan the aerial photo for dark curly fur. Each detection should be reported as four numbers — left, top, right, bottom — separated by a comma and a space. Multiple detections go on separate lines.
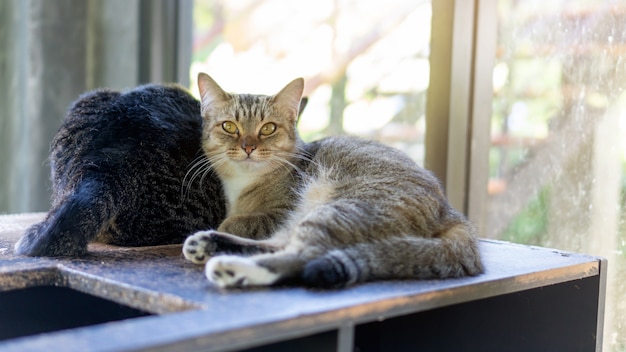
14, 84, 226, 256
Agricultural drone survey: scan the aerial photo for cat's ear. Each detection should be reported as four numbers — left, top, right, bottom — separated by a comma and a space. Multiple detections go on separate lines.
274, 78, 304, 120
197, 73, 229, 114
298, 97, 308, 119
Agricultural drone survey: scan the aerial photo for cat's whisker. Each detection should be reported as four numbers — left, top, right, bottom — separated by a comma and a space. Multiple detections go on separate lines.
189, 159, 213, 184
187, 152, 209, 169
263, 154, 307, 186
271, 155, 301, 174
187, 161, 212, 195
207, 153, 229, 168
266, 157, 295, 177
183, 154, 210, 182
295, 146, 315, 162
199, 168, 212, 187
181, 151, 230, 200
183, 156, 208, 185
181, 156, 213, 199
199, 154, 229, 185
273, 150, 318, 172
286, 149, 318, 168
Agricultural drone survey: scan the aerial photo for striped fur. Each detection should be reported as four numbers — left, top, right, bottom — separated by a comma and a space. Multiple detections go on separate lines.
183, 73, 483, 288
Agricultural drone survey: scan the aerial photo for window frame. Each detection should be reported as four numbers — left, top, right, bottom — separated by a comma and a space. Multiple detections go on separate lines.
425, 0, 495, 235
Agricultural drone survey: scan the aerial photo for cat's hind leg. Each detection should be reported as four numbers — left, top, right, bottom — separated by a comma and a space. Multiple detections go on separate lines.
183, 230, 280, 264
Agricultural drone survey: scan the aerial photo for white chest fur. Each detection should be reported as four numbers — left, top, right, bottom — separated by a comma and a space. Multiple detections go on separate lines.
222, 174, 256, 215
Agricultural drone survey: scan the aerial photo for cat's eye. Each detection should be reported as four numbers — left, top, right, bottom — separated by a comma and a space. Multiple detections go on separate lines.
260, 123, 276, 136
222, 121, 238, 134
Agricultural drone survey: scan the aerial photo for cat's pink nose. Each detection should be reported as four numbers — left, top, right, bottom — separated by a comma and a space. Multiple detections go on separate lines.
242, 145, 256, 155
241, 135, 257, 155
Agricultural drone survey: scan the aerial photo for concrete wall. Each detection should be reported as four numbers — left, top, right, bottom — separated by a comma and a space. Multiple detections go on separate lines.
0, 0, 191, 213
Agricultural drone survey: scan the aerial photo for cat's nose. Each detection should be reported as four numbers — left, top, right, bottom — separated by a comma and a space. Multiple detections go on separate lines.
242, 145, 256, 155
241, 136, 257, 155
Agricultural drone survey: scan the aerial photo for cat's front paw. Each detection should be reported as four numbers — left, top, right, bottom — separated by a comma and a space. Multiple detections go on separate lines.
205, 256, 279, 288
183, 231, 218, 264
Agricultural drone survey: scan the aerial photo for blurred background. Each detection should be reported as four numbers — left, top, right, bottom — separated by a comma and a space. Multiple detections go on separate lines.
1, 0, 624, 349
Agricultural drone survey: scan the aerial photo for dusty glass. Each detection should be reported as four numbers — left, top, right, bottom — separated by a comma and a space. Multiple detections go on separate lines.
488, 1, 626, 350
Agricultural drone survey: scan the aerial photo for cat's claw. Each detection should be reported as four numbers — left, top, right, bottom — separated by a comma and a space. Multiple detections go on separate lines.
205, 256, 279, 288
183, 231, 218, 264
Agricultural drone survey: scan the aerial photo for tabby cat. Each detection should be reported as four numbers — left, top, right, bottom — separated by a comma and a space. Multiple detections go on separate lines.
14, 84, 226, 256
183, 73, 483, 288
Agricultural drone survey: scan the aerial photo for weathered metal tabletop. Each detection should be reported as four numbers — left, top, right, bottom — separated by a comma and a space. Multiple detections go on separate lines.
0, 213, 605, 351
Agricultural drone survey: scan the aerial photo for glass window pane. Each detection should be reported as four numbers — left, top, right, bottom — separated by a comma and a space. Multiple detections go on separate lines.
489, 1, 626, 350
191, 0, 431, 164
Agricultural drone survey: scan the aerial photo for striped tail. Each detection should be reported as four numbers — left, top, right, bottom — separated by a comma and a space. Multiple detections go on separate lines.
301, 224, 483, 288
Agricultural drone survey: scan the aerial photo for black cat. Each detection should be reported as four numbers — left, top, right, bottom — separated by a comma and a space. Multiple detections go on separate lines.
15, 84, 226, 256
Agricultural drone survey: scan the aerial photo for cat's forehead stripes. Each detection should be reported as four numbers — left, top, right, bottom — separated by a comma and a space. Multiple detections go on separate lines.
230, 94, 272, 122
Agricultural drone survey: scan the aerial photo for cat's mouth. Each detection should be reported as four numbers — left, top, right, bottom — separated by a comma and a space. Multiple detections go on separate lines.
237, 155, 282, 175
235, 150, 267, 162
225, 150, 277, 173
232, 154, 265, 167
